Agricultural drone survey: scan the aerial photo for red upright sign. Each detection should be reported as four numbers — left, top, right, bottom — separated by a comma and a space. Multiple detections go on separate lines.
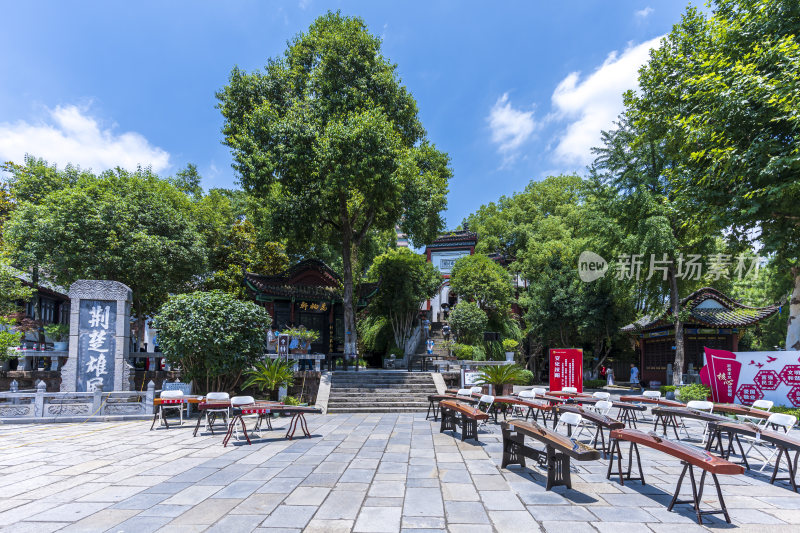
549, 348, 583, 393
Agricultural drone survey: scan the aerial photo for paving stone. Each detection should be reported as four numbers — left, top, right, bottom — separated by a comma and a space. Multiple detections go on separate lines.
26, 502, 111, 523
541, 520, 598, 533
369, 481, 406, 498
443, 501, 490, 524
528, 504, 597, 521
303, 519, 354, 532
354, 506, 402, 533
260, 505, 317, 529
592, 522, 653, 533
284, 486, 330, 506
161, 485, 222, 505
258, 477, 304, 493
488, 510, 541, 532
589, 506, 656, 522
138, 504, 192, 517
57, 509, 139, 532
204, 514, 263, 533
314, 489, 366, 520
403, 487, 443, 517
401, 515, 446, 529
108, 515, 173, 533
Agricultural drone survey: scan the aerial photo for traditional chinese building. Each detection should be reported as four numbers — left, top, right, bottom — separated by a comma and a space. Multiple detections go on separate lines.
244, 259, 376, 353
424, 229, 478, 322
622, 287, 780, 384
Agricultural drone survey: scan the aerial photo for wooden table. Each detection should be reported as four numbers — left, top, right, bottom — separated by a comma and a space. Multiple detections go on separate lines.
192, 400, 233, 437
222, 404, 321, 446
557, 404, 624, 457
491, 396, 552, 424
712, 403, 772, 421
426, 394, 478, 420
439, 400, 489, 442
608, 428, 744, 524
619, 395, 685, 407
707, 421, 800, 491
651, 406, 731, 440
151, 395, 205, 430
501, 419, 600, 490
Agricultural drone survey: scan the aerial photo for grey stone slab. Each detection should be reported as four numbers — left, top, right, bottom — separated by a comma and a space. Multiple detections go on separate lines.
303, 519, 354, 533
258, 477, 304, 493
300, 473, 341, 487
260, 505, 317, 529
211, 480, 264, 499
528, 505, 597, 521
444, 501, 490, 524
401, 516, 446, 529
339, 468, 375, 483
369, 481, 406, 498
403, 487, 443, 517
284, 486, 330, 506
104, 515, 172, 533
488, 510, 541, 532
592, 522, 653, 533
231, 493, 285, 515
314, 489, 366, 520
589, 506, 656, 522
112, 492, 171, 510
365, 497, 405, 507
26, 502, 111, 523
541, 521, 598, 533
479, 490, 524, 511
353, 506, 402, 533
138, 504, 192, 517
204, 514, 264, 533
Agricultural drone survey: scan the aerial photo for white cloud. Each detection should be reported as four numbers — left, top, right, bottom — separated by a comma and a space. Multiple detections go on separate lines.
487, 93, 536, 163
550, 36, 663, 166
0, 104, 170, 173
635, 7, 654, 19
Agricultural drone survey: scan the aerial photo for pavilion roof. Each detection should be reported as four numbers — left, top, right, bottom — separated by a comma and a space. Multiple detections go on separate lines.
244, 259, 377, 302
621, 286, 780, 333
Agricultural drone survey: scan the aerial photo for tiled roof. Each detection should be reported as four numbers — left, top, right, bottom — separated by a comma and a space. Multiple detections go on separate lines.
2, 265, 69, 299
245, 259, 377, 302
621, 287, 780, 332
430, 230, 478, 245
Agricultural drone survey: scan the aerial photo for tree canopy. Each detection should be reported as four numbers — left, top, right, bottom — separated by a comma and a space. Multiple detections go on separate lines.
449, 254, 512, 312
217, 11, 451, 355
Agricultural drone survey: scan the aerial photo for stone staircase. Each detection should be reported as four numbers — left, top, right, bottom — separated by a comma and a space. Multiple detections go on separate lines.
326, 371, 439, 413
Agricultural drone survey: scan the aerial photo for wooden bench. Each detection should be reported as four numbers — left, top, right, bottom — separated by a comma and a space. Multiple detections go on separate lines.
501, 419, 601, 490
557, 404, 624, 457
712, 403, 772, 421
651, 406, 731, 440
222, 404, 322, 446
492, 396, 552, 424
439, 400, 489, 442
707, 421, 800, 492
607, 428, 744, 524
426, 394, 479, 420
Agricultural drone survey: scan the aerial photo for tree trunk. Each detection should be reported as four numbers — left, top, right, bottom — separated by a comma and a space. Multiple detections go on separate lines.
341, 233, 358, 360
668, 265, 684, 386
32, 266, 44, 345
787, 267, 800, 351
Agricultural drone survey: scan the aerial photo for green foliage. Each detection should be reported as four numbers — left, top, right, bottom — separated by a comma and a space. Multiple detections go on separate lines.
282, 395, 302, 406
0, 264, 34, 317
449, 254, 512, 311
367, 248, 442, 354
448, 301, 488, 345
452, 343, 474, 360
584, 379, 607, 389
475, 364, 529, 387
153, 291, 271, 393
170, 163, 203, 199
677, 384, 711, 403
659, 385, 677, 396
217, 11, 452, 353
519, 369, 535, 386
4, 166, 207, 338
357, 314, 392, 354
0, 317, 23, 361
43, 323, 69, 342
502, 339, 519, 353
771, 406, 800, 424
242, 359, 295, 400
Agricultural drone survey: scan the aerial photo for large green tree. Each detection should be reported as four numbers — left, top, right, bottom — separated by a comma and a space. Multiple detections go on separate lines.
366, 248, 441, 354
627, 0, 800, 349
217, 11, 451, 356
3, 166, 207, 344
449, 254, 512, 312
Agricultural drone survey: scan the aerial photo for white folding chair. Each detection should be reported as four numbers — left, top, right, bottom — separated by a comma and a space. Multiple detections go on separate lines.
743, 413, 797, 471
592, 391, 611, 401
203, 392, 230, 434
532, 387, 547, 397
530, 388, 553, 423
477, 395, 494, 427
152, 390, 184, 429
686, 400, 714, 442
740, 399, 773, 428
456, 388, 473, 399
514, 389, 534, 417
470, 386, 483, 396
592, 400, 613, 417
562, 386, 578, 394
556, 411, 588, 439
230, 395, 260, 441
640, 390, 661, 422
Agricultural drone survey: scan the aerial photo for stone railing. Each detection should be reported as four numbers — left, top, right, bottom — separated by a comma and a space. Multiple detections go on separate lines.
0, 380, 155, 420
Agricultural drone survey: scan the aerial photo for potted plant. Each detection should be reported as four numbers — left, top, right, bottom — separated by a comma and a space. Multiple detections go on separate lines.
242, 358, 295, 401
284, 327, 320, 354
502, 339, 518, 363
0, 317, 24, 371
475, 364, 528, 396
44, 324, 70, 351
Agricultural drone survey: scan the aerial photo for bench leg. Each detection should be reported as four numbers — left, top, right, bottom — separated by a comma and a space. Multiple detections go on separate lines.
440, 408, 455, 434
461, 417, 478, 441
501, 426, 526, 469
545, 446, 571, 490
668, 463, 731, 524
606, 440, 644, 486
769, 447, 799, 492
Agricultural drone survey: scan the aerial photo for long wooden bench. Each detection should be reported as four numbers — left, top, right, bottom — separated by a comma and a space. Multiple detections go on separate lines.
557, 405, 624, 457
439, 400, 489, 442
712, 403, 772, 421
426, 394, 478, 420
707, 421, 800, 492
501, 419, 600, 490
607, 428, 744, 524
619, 395, 685, 407
492, 396, 552, 424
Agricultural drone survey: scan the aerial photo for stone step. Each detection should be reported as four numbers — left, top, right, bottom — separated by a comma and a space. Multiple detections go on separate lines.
327, 402, 430, 408
326, 406, 429, 413
328, 390, 436, 395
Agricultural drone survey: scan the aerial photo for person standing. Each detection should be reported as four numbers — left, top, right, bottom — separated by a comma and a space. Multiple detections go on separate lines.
422, 316, 431, 339
606, 366, 614, 386
426, 338, 434, 355
630, 363, 641, 390
442, 323, 451, 342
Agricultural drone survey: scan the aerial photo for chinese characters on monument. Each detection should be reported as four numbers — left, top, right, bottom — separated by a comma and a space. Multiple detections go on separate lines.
77, 300, 117, 392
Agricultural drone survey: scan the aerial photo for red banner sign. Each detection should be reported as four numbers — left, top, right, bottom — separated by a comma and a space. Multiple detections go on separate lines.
549, 348, 583, 393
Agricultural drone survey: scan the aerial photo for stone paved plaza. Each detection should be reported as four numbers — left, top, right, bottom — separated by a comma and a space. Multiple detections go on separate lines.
1, 406, 799, 532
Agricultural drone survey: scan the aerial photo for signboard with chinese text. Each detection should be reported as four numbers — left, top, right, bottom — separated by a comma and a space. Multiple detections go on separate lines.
701, 348, 800, 406
430, 250, 471, 275
76, 299, 117, 392
549, 348, 583, 393
297, 301, 329, 312
462, 369, 481, 387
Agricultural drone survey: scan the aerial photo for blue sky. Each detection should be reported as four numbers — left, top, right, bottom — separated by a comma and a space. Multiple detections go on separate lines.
0, 1, 697, 229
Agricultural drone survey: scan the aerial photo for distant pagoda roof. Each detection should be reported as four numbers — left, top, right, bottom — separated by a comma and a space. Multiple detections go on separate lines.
244, 259, 377, 303
426, 229, 478, 250
621, 287, 780, 333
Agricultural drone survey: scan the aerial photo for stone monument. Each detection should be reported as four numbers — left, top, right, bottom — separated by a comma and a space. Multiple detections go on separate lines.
60, 280, 133, 392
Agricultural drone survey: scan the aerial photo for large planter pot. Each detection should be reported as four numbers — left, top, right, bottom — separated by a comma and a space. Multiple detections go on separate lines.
53, 342, 68, 351
505, 351, 514, 362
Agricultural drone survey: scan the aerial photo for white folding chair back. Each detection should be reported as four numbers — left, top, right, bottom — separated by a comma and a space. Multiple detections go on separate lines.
532, 388, 547, 397
740, 399, 774, 427
752, 399, 774, 411
562, 387, 578, 394
456, 389, 472, 398
477, 395, 494, 427
518, 390, 534, 399
686, 400, 713, 412
556, 411, 587, 439
593, 400, 613, 416
470, 386, 483, 395
592, 391, 610, 401
203, 392, 230, 433
230, 396, 260, 440
642, 390, 661, 399
744, 412, 798, 471
154, 390, 185, 428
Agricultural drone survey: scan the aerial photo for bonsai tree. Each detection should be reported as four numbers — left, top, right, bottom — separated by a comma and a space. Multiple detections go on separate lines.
475, 364, 529, 395
502, 339, 518, 354
283, 326, 321, 353
152, 290, 271, 393
242, 358, 295, 401
44, 323, 69, 342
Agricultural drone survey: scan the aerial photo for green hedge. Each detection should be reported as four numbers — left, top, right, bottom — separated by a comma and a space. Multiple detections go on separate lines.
659, 385, 677, 395
583, 379, 606, 389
